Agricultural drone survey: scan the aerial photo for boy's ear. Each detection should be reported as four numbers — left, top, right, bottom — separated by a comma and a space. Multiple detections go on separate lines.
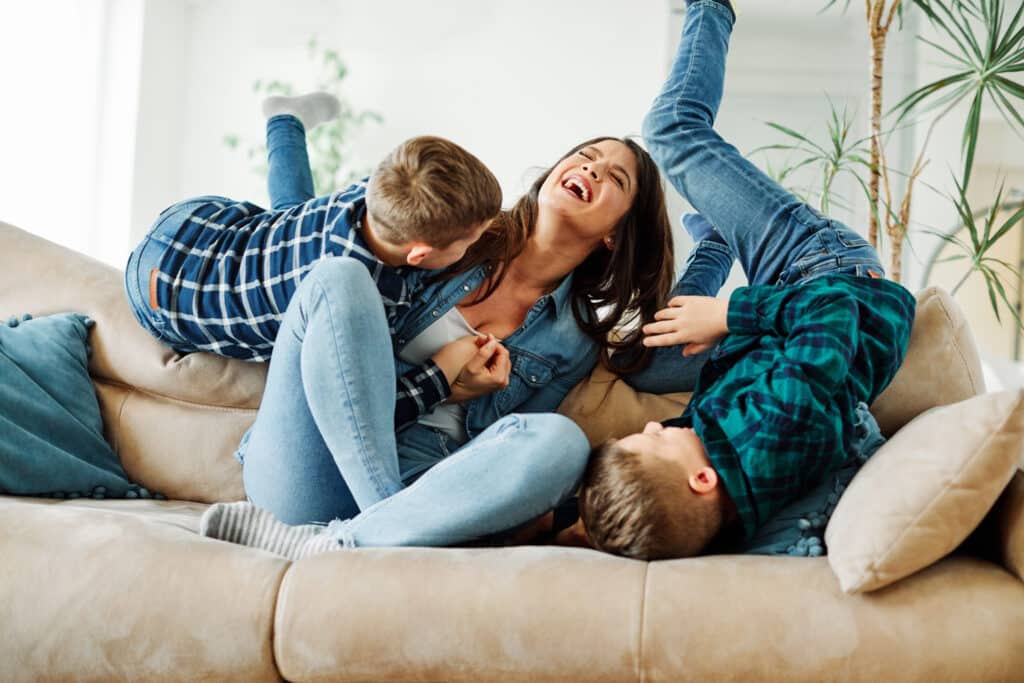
405, 244, 433, 266
688, 466, 718, 494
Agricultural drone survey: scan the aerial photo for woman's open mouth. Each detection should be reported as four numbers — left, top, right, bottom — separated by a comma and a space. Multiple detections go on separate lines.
561, 174, 593, 203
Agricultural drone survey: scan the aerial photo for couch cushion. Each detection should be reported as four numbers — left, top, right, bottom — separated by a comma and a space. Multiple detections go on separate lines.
641, 555, 1024, 683
825, 390, 1024, 593
0, 221, 260, 503
558, 365, 689, 447
275, 547, 1024, 683
275, 547, 648, 683
0, 496, 287, 683
869, 286, 984, 436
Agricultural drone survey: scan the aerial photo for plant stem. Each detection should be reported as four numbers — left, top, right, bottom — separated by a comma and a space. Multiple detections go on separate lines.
951, 267, 973, 295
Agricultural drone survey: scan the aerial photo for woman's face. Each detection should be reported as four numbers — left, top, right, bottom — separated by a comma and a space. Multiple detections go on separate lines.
537, 139, 639, 239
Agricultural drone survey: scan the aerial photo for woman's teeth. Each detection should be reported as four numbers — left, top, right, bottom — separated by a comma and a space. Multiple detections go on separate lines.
562, 177, 591, 202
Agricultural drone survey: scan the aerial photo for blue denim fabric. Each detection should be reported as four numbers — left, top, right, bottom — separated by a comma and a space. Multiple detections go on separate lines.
265, 115, 316, 209
394, 269, 600, 440
325, 413, 590, 548
182, 113, 598, 543
624, 0, 885, 395
124, 195, 232, 352
239, 258, 403, 518
641, 0, 883, 288
239, 257, 592, 544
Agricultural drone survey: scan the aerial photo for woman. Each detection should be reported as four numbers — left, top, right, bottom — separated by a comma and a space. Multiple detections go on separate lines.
200, 115, 675, 556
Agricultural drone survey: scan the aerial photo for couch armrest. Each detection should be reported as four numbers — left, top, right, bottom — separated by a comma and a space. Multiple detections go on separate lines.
995, 468, 1024, 582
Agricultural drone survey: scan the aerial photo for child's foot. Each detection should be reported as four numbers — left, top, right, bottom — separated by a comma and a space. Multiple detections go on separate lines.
200, 501, 341, 560
262, 91, 341, 130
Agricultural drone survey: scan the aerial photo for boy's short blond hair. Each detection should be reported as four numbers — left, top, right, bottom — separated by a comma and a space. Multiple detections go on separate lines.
580, 440, 724, 560
365, 135, 502, 247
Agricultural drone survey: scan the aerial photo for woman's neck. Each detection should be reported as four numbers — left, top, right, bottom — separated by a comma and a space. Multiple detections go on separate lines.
505, 214, 602, 294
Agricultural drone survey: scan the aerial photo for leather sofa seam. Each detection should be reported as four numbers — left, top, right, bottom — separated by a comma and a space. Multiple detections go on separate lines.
637, 562, 650, 683
93, 376, 259, 414
268, 560, 292, 682
928, 289, 981, 396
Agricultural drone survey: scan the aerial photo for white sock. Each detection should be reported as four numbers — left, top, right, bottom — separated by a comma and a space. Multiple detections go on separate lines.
200, 501, 341, 560
261, 91, 341, 130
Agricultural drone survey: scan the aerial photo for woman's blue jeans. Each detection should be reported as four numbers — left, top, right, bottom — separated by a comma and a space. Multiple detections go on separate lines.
625, 0, 884, 394
239, 118, 591, 547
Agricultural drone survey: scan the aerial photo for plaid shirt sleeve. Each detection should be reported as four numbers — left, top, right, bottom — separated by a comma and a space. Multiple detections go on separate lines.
726, 283, 859, 406
709, 283, 862, 532
394, 359, 451, 431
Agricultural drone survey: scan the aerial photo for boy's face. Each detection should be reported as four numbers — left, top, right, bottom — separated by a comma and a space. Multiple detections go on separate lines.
617, 422, 710, 479
408, 221, 491, 270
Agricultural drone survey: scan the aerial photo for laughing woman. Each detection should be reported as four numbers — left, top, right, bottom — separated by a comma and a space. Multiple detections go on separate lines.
198, 118, 675, 555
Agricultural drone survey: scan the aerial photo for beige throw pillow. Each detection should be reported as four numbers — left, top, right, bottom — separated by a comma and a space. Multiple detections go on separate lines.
826, 390, 1024, 594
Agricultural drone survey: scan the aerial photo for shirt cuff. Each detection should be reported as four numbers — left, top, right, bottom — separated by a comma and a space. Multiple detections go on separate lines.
726, 286, 764, 336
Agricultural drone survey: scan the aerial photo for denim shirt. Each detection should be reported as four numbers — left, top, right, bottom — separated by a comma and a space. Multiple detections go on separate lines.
394, 266, 598, 440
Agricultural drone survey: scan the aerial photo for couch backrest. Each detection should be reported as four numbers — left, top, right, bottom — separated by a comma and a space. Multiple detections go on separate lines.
0, 222, 260, 502
0, 222, 987, 504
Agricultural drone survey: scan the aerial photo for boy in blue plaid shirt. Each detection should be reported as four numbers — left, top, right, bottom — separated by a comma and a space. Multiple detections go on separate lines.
578, 0, 916, 559
125, 92, 502, 429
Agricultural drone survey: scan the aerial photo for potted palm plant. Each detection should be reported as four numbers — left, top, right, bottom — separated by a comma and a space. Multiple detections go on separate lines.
758, 0, 1024, 327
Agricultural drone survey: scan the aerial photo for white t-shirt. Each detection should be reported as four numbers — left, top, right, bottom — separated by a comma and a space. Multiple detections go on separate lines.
397, 307, 479, 443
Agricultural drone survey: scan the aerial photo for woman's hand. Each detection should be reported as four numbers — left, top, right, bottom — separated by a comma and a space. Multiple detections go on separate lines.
448, 334, 512, 403
642, 295, 729, 356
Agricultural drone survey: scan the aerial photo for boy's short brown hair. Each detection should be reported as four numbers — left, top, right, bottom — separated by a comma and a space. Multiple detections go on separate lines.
365, 135, 502, 247
579, 440, 724, 560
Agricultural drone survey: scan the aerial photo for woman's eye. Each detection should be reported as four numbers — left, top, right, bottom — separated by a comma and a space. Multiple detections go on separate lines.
613, 175, 625, 188
578, 151, 593, 160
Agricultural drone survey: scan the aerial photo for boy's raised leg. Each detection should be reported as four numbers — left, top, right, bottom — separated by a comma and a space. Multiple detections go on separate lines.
263, 92, 340, 210
643, 1, 880, 286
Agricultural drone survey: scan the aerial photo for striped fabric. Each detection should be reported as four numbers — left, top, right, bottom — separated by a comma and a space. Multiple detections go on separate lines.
665, 275, 916, 538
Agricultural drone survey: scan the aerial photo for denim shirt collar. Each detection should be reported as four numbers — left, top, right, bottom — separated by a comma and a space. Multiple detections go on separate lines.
549, 271, 575, 319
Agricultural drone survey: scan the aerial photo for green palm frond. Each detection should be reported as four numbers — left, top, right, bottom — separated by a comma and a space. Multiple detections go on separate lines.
935, 178, 1024, 328
898, 0, 1024, 190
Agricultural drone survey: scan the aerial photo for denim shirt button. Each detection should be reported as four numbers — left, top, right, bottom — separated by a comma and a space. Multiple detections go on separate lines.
530, 375, 538, 383
431, 310, 440, 318
463, 285, 471, 291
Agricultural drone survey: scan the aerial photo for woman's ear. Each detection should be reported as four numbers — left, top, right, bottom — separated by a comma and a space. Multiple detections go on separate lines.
603, 234, 616, 250
688, 466, 718, 494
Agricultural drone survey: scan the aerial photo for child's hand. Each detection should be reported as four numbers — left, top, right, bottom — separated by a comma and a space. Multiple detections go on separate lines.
642, 296, 729, 356
448, 334, 512, 403
431, 335, 482, 386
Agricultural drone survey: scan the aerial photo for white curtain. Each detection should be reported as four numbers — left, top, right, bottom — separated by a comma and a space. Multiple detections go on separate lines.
0, 0, 143, 266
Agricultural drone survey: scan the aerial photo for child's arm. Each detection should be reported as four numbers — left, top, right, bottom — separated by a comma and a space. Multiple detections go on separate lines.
394, 336, 512, 432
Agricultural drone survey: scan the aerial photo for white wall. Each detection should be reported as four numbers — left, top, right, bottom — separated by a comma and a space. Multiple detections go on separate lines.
129, 0, 670, 245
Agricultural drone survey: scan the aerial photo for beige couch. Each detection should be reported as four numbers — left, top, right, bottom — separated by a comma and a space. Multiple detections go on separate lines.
2, 220, 1023, 683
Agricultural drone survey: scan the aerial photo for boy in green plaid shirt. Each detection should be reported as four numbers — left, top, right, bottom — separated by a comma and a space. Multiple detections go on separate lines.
577, 0, 916, 559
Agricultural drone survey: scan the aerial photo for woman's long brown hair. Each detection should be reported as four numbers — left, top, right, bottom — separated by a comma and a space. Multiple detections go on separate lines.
438, 136, 675, 374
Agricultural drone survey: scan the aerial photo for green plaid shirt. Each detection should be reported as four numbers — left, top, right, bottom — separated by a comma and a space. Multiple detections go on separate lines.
665, 275, 916, 539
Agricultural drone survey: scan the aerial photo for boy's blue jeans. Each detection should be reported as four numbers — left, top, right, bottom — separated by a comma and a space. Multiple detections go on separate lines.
123, 114, 311, 349
624, 0, 884, 394
237, 117, 590, 547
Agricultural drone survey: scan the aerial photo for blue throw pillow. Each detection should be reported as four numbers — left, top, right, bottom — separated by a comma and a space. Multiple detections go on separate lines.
0, 313, 159, 500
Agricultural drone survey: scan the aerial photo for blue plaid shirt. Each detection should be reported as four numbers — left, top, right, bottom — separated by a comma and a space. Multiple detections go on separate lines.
149, 181, 449, 429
